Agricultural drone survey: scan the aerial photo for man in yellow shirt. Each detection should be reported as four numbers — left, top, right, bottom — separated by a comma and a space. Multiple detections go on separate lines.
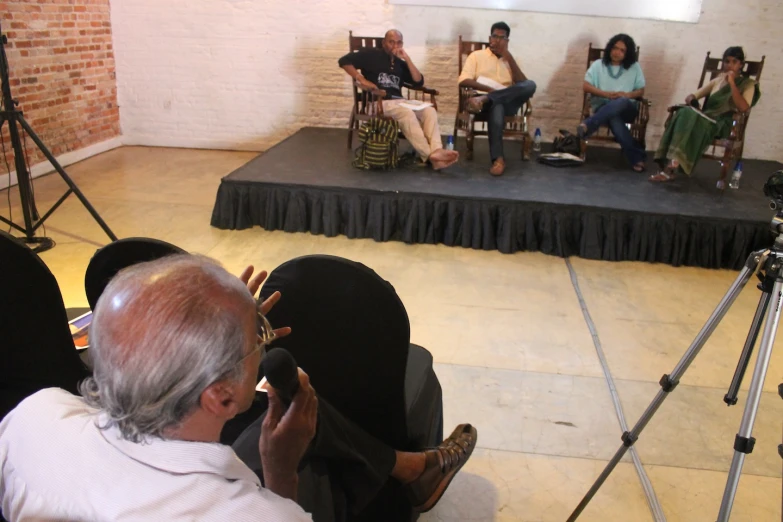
458, 22, 536, 176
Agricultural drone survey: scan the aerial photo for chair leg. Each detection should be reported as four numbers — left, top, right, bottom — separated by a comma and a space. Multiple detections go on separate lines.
347, 114, 356, 149
521, 132, 531, 161
466, 130, 474, 161
717, 145, 736, 190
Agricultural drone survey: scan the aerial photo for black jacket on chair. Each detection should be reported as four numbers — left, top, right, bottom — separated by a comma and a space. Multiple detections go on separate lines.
0, 231, 90, 421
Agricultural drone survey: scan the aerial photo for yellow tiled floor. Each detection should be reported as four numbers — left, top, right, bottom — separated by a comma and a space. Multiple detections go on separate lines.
3, 146, 781, 521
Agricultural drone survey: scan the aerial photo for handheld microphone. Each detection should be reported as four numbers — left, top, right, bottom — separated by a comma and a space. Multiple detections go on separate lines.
261, 348, 300, 407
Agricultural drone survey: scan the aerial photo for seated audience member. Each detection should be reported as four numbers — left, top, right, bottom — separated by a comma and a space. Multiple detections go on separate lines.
458, 21, 537, 176
577, 34, 647, 172
339, 29, 459, 170
650, 46, 760, 182
0, 255, 476, 521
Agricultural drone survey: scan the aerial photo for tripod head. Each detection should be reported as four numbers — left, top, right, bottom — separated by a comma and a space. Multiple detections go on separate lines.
764, 171, 783, 235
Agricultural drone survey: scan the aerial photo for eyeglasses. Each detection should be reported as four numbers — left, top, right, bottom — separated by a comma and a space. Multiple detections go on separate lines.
236, 311, 277, 365
489, 34, 508, 41
257, 310, 277, 346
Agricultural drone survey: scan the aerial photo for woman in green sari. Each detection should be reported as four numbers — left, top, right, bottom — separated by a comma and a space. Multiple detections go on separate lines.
650, 47, 760, 182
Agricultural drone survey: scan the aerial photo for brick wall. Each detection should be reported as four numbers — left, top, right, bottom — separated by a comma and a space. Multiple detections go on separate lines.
1, 0, 119, 172
112, 0, 782, 160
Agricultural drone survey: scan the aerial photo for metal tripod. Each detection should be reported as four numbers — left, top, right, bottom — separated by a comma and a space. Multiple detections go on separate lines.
0, 21, 116, 252
569, 215, 783, 522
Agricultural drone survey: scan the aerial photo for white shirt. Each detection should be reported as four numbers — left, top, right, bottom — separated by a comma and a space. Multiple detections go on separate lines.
0, 388, 312, 521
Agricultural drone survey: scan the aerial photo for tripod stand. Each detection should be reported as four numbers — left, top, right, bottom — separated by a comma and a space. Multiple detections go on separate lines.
569, 213, 783, 522
0, 21, 116, 252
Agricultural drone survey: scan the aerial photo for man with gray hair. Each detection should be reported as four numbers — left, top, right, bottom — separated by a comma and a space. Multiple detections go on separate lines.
0, 255, 476, 521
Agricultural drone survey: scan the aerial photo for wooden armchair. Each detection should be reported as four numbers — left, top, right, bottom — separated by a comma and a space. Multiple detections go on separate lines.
580, 43, 651, 154
664, 51, 765, 186
453, 36, 532, 161
346, 31, 439, 149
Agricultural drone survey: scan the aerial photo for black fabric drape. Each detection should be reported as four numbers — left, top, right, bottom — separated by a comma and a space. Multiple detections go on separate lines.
211, 181, 771, 270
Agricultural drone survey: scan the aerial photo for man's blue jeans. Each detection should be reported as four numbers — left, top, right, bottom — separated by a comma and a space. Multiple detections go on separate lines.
482, 80, 536, 162
583, 97, 646, 166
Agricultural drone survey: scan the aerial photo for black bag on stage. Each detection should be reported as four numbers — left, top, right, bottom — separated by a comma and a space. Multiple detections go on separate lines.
551, 129, 582, 156
538, 130, 585, 167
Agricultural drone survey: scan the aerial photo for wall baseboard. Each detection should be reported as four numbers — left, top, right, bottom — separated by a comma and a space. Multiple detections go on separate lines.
0, 136, 124, 191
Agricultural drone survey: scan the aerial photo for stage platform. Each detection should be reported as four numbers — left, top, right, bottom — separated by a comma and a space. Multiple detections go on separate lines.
211, 127, 781, 269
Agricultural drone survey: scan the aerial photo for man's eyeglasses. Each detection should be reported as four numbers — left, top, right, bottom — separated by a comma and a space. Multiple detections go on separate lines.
237, 311, 278, 365
489, 34, 508, 41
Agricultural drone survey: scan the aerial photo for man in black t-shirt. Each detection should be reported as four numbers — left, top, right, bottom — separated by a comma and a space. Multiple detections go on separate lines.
339, 30, 458, 170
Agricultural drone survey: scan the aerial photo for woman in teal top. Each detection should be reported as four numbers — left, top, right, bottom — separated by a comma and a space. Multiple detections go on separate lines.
577, 34, 647, 172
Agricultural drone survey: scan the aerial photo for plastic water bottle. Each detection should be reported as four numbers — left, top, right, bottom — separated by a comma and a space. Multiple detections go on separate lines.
729, 161, 743, 189
446, 135, 454, 151
533, 128, 542, 152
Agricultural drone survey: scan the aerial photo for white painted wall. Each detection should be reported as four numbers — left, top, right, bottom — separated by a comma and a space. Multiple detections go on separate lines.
110, 0, 782, 160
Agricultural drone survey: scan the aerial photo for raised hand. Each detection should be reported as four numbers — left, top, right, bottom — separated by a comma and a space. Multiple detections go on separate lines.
238, 265, 292, 340
726, 70, 737, 85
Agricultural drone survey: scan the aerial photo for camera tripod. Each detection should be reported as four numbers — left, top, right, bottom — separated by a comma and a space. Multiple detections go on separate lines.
0, 21, 116, 252
569, 212, 783, 522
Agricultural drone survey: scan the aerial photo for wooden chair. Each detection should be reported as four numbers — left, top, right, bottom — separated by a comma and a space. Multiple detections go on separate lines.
580, 43, 651, 155
346, 31, 439, 149
664, 51, 765, 186
454, 36, 532, 160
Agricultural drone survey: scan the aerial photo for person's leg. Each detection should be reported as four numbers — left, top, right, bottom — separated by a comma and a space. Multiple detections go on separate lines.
415, 107, 444, 152
487, 80, 536, 115
487, 102, 506, 166
382, 102, 431, 162
415, 107, 458, 170
581, 97, 634, 136
232, 395, 477, 515
606, 102, 646, 169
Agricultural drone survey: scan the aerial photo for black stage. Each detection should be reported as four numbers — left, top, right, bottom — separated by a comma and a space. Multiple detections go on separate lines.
211, 127, 781, 269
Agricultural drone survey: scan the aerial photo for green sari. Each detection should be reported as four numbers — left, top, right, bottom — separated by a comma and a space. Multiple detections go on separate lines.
654, 76, 761, 175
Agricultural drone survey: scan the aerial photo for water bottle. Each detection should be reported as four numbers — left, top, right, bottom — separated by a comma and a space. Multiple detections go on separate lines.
533, 128, 541, 152
446, 135, 454, 151
729, 161, 743, 189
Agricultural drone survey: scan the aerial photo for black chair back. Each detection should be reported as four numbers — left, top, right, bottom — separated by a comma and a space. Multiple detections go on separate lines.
259, 255, 411, 449
0, 231, 90, 420
84, 237, 186, 310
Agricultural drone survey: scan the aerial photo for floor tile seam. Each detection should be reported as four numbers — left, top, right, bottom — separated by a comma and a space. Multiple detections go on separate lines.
564, 258, 666, 521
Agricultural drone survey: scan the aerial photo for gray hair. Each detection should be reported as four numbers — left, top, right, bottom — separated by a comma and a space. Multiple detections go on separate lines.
79, 254, 256, 442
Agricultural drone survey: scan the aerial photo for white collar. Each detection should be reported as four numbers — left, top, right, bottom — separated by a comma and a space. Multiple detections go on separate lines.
97, 415, 260, 484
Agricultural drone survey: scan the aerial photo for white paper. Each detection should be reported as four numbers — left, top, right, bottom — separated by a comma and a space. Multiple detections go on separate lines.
398, 100, 433, 111
539, 152, 585, 162
476, 76, 508, 92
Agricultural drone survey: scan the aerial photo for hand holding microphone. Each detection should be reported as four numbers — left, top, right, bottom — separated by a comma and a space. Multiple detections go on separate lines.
258, 348, 318, 501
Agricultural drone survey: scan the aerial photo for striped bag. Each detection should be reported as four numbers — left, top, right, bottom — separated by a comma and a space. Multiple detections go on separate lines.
352, 117, 400, 170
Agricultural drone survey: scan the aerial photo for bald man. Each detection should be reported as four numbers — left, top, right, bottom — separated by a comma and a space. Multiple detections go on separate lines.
0, 255, 477, 521
339, 30, 458, 170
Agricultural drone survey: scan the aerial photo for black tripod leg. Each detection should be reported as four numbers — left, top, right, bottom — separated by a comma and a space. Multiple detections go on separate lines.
2, 109, 38, 237
17, 114, 117, 242
567, 251, 762, 521
724, 289, 771, 405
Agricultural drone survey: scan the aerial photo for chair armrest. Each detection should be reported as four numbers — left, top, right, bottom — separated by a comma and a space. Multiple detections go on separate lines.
355, 82, 387, 115
405, 84, 439, 96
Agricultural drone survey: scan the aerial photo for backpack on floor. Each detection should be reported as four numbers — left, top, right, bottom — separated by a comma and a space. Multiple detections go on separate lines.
352, 117, 400, 170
